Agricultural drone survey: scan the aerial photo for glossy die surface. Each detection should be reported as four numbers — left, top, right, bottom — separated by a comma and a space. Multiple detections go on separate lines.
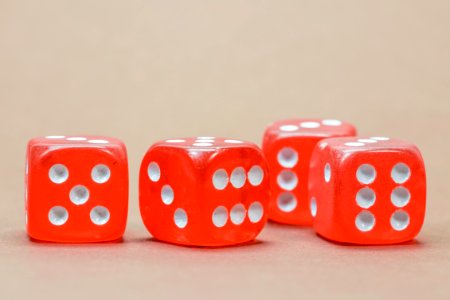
139, 137, 269, 247
309, 137, 426, 244
262, 119, 356, 225
26, 135, 128, 243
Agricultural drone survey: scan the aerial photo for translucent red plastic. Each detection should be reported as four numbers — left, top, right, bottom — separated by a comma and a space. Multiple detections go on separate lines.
262, 119, 356, 225
139, 137, 269, 247
309, 137, 426, 244
25, 136, 128, 243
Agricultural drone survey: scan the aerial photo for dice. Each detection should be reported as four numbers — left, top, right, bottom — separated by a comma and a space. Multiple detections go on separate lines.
262, 119, 356, 225
309, 137, 426, 244
25, 135, 128, 242
139, 137, 269, 247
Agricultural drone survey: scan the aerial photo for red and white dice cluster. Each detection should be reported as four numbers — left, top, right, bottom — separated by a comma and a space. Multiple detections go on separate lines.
262, 120, 425, 245
25, 119, 426, 246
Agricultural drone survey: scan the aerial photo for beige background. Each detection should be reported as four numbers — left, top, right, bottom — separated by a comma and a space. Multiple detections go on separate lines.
1, 1, 449, 299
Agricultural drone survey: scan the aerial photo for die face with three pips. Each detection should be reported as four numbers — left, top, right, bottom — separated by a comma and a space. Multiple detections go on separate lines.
309, 137, 426, 244
262, 119, 357, 226
139, 137, 269, 247
25, 130, 426, 246
26, 136, 128, 243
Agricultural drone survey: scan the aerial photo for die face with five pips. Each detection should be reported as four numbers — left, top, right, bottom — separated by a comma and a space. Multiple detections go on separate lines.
262, 119, 357, 226
26, 136, 128, 243
309, 137, 426, 245
139, 137, 269, 247
24, 130, 426, 246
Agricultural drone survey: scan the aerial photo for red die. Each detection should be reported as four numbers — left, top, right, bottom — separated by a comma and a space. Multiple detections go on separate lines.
309, 137, 426, 244
25, 135, 128, 243
139, 137, 269, 247
262, 119, 356, 225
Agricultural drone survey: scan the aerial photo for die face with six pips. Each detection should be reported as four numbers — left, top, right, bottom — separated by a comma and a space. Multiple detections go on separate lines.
24, 130, 426, 246
309, 137, 426, 245
262, 119, 357, 226
139, 137, 269, 247
25, 136, 128, 243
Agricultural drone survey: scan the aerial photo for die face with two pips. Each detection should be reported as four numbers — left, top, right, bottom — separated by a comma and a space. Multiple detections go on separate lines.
262, 119, 357, 225
309, 137, 426, 244
139, 137, 269, 247
26, 136, 128, 243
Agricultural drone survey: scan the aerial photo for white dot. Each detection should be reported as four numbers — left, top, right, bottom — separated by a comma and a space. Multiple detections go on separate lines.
45, 135, 65, 139
277, 170, 298, 191
358, 139, 377, 143
48, 206, 68, 226
277, 192, 297, 213
148, 162, 161, 182
49, 164, 69, 184
161, 185, 174, 205
391, 187, 411, 207
166, 139, 186, 143
88, 139, 109, 144
371, 137, 390, 141
67, 137, 87, 141
390, 211, 410, 231
310, 197, 317, 217
324, 163, 331, 182
174, 208, 188, 228
224, 140, 244, 144
248, 165, 264, 186
279, 125, 299, 132
391, 163, 411, 184
356, 164, 376, 184
248, 202, 264, 223
197, 137, 215, 140
356, 187, 376, 208
212, 169, 228, 190
230, 167, 246, 188
300, 121, 320, 128
193, 142, 213, 147
69, 185, 90, 205
90, 206, 110, 225
355, 211, 375, 232
195, 139, 214, 143
345, 142, 365, 147
322, 119, 342, 126
212, 206, 228, 227
277, 147, 298, 168
91, 164, 111, 183
230, 204, 246, 225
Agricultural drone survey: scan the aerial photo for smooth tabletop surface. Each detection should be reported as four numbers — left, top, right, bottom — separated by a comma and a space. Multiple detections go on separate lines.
1, 1, 449, 299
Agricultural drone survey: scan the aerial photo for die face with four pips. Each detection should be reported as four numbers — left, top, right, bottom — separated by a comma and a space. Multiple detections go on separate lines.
309, 137, 426, 245
262, 119, 357, 226
139, 137, 269, 247
26, 135, 128, 243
